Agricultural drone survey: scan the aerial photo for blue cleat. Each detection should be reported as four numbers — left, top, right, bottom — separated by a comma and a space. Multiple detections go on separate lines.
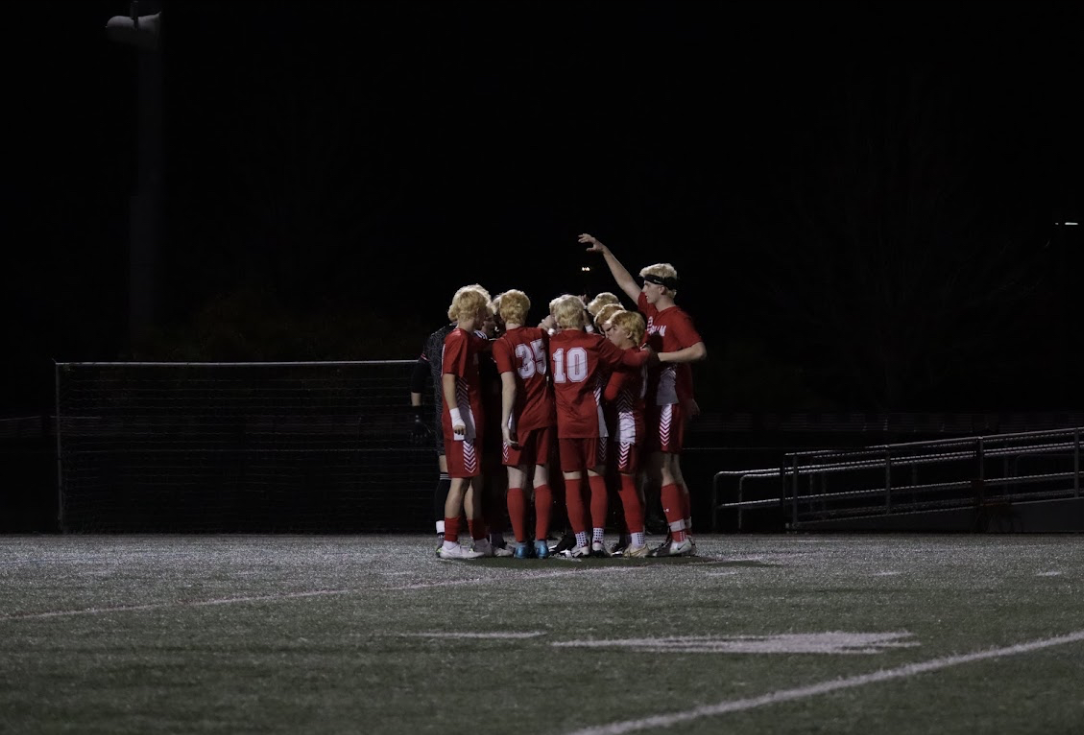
513, 542, 534, 559
534, 540, 550, 559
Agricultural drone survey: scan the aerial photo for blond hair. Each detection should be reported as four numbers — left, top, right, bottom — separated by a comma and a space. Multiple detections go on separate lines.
549, 294, 587, 330
447, 283, 492, 320
638, 263, 679, 295
586, 292, 620, 317
609, 310, 646, 346
594, 303, 624, 332
498, 289, 530, 325
447, 286, 491, 323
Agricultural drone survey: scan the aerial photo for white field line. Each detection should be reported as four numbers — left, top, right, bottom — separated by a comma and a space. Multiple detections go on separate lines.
559, 628, 1084, 735
0, 567, 628, 621
398, 631, 545, 639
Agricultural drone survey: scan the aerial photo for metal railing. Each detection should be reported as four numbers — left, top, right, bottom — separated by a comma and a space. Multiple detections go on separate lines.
712, 427, 1083, 531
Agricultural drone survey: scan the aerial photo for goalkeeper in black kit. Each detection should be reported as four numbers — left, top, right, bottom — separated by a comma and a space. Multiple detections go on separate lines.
410, 321, 457, 550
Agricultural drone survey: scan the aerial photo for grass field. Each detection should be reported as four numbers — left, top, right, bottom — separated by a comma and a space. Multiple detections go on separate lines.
2, 533, 1083, 734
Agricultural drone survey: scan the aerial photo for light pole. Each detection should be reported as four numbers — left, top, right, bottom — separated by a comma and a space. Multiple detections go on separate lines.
106, 1, 163, 352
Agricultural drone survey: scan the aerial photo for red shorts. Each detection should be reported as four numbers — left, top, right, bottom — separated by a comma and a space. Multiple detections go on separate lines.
503, 426, 553, 468
446, 436, 481, 478
645, 402, 686, 454
558, 437, 607, 473
612, 441, 641, 474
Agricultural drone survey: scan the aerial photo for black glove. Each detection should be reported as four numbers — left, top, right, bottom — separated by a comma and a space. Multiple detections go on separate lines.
409, 408, 434, 446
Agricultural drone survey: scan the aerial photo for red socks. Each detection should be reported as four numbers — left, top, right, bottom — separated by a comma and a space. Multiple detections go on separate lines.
534, 484, 552, 541
660, 483, 687, 542
506, 487, 528, 543
618, 474, 644, 533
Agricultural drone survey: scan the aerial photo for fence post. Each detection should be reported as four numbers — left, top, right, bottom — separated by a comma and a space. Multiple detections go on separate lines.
54, 361, 66, 534
884, 448, 892, 514
790, 454, 799, 528
1074, 429, 1080, 498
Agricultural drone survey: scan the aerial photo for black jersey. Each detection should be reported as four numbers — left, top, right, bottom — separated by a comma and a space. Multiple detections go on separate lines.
420, 323, 456, 413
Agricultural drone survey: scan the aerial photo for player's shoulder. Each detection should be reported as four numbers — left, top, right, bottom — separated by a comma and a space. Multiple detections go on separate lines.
516, 325, 547, 340
427, 323, 455, 343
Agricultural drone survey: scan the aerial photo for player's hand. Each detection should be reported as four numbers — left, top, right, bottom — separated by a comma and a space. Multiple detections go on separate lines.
502, 425, 518, 447
409, 411, 433, 446
579, 233, 606, 253
452, 420, 466, 436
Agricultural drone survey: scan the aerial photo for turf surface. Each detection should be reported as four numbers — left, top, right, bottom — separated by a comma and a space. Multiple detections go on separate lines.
2, 534, 1082, 734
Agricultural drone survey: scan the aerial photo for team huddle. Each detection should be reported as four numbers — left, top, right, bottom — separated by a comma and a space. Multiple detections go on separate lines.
410, 234, 707, 560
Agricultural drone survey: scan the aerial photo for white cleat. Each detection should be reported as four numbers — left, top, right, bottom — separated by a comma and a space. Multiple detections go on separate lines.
668, 538, 695, 557
437, 543, 484, 560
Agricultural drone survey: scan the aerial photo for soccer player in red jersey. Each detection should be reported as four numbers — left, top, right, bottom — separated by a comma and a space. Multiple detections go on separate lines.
586, 292, 621, 334
591, 302, 630, 550
409, 284, 493, 555
580, 233, 707, 557
477, 300, 514, 556
547, 294, 655, 557
437, 286, 493, 560
603, 309, 652, 557
491, 289, 557, 559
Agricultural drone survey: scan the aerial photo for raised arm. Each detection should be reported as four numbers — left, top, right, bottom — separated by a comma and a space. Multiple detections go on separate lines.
579, 233, 641, 303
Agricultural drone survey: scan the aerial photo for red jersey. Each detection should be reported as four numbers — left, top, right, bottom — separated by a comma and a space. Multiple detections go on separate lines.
492, 326, 555, 433
440, 327, 485, 441
604, 359, 647, 445
549, 329, 649, 439
638, 292, 703, 406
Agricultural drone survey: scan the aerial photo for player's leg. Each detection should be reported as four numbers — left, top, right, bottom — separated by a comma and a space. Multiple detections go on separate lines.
672, 454, 694, 550
558, 438, 592, 555
438, 440, 483, 560
531, 459, 553, 559
585, 440, 610, 556
506, 462, 531, 557
433, 419, 451, 549
614, 442, 648, 557
465, 473, 495, 556
434, 452, 451, 551
647, 451, 692, 556
484, 452, 511, 554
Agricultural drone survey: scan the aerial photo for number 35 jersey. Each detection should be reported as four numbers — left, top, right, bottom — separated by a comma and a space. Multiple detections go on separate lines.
492, 326, 555, 433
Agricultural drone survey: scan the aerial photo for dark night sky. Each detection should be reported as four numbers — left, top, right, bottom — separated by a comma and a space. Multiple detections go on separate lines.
4, 1, 1082, 414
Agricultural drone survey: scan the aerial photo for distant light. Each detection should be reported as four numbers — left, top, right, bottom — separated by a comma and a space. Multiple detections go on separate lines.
1055, 222, 1079, 226
581, 266, 591, 272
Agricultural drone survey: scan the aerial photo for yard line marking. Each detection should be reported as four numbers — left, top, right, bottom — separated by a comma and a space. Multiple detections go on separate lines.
398, 631, 545, 639
1, 567, 623, 621
554, 632, 919, 655
560, 628, 1084, 735
1036, 571, 1063, 577
1, 589, 354, 620
394, 567, 634, 590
